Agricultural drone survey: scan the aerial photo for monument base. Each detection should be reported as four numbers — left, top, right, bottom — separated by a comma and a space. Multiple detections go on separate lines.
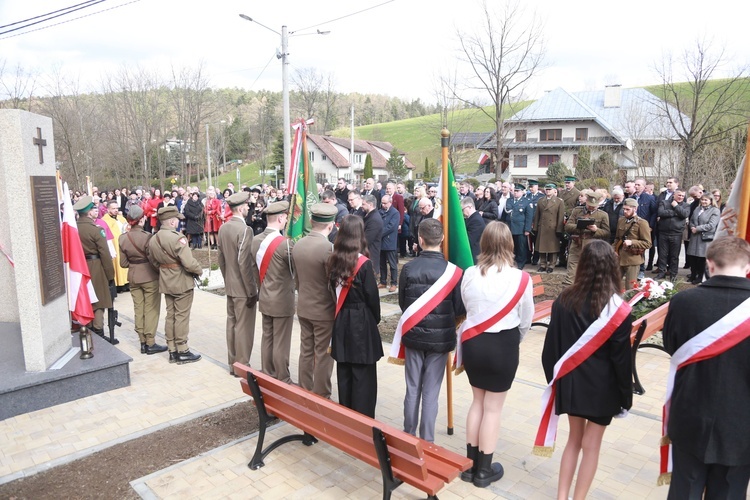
0, 322, 132, 421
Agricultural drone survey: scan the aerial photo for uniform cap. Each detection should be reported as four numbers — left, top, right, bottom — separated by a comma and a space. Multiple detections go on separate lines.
310, 202, 338, 223
564, 176, 577, 182
72, 195, 94, 213
528, 179, 539, 186
623, 198, 638, 208
126, 205, 144, 221
227, 191, 250, 207
265, 200, 289, 215
545, 183, 557, 189
157, 205, 184, 221
513, 183, 525, 191
585, 191, 604, 206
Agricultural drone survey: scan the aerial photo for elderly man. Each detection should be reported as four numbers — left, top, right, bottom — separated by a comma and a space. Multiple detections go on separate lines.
564, 190, 610, 285
217, 191, 258, 376
461, 197, 486, 264
73, 195, 116, 337
614, 198, 651, 289
603, 188, 626, 244
379, 194, 400, 292
532, 183, 565, 273
412, 197, 434, 256
656, 186, 689, 281
505, 184, 534, 269
496, 182, 512, 223
149, 206, 202, 364
361, 177, 381, 208
103, 200, 129, 291
632, 177, 658, 274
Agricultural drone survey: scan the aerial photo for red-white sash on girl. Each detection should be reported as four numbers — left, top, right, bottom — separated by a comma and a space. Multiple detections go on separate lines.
657, 297, 750, 485
387, 262, 463, 365
532, 295, 632, 457
334, 254, 369, 318
255, 232, 284, 285
453, 271, 530, 373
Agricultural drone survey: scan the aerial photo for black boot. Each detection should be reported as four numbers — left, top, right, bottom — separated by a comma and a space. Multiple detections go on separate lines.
145, 343, 168, 355
473, 451, 504, 488
91, 327, 105, 338
176, 350, 202, 364
169, 351, 179, 363
460, 444, 478, 482
140, 343, 147, 354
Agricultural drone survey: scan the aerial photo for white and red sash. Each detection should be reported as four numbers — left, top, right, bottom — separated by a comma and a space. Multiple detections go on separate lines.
657, 297, 750, 485
532, 295, 632, 457
453, 271, 530, 373
255, 232, 284, 285
387, 262, 463, 365
334, 254, 369, 318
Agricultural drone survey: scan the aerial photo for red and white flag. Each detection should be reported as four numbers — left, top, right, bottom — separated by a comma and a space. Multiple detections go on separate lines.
61, 182, 96, 325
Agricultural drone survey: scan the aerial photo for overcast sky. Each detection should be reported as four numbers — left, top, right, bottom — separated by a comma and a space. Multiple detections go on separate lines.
1, 0, 746, 104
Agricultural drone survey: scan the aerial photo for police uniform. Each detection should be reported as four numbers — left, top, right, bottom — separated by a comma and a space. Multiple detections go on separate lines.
291, 203, 337, 397
118, 205, 166, 354
614, 198, 651, 289
524, 180, 545, 265
250, 201, 295, 384
148, 206, 202, 363
73, 196, 115, 334
563, 191, 610, 285
532, 183, 565, 272
217, 191, 258, 376
505, 184, 534, 269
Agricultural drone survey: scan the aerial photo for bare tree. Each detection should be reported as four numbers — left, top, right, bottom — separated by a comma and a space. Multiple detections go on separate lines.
321, 72, 339, 132
0, 60, 37, 111
455, 0, 545, 177
291, 67, 323, 130
653, 38, 750, 186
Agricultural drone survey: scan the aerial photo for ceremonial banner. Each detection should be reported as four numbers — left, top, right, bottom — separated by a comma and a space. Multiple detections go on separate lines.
287, 118, 317, 241
436, 165, 474, 271
61, 182, 96, 324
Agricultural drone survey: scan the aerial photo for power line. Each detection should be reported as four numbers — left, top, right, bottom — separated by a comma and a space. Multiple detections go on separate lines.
291, 0, 395, 34
0, 0, 141, 41
0, 0, 101, 29
0, 0, 107, 36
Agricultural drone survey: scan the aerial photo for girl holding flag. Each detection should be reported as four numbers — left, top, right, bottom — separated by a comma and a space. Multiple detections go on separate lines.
538, 240, 633, 500
327, 215, 382, 418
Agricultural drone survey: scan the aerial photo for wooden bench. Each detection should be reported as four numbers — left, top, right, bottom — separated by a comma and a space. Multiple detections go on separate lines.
629, 302, 670, 395
531, 274, 554, 328
233, 363, 471, 500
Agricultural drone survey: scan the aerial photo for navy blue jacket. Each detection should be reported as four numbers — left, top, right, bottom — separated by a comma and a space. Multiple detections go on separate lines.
379, 206, 399, 251
505, 196, 534, 235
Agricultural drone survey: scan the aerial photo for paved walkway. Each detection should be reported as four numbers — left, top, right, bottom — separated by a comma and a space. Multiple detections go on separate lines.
1, 280, 679, 499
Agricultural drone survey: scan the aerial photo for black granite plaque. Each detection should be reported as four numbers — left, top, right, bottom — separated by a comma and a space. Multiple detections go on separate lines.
30, 176, 66, 305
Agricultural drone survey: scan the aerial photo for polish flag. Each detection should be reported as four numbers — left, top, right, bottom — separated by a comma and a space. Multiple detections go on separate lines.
61, 182, 96, 325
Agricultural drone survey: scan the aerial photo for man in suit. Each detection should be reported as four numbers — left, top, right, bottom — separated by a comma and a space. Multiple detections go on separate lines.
505, 184, 534, 269
250, 201, 295, 383
363, 194, 384, 280
461, 197, 486, 264
291, 203, 338, 397
334, 177, 349, 206
72, 196, 116, 337
348, 191, 365, 217
385, 181, 405, 240
361, 177, 381, 208
118, 205, 166, 355
632, 178, 658, 276
496, 182, 512, 223
603, 188, 626, 244
217, 191, 258, 376
379, 195, 400, 292
321, 189, 347, 243
662, 236, 750, 499
532, 183, 565, 273
656, 185, 689, 281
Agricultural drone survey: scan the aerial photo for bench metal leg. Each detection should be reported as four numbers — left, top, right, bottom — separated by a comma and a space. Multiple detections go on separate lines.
530, 321, 549, 329
245, 372, 318, 470
372, 427, 403, 500
631, 321, 647, 395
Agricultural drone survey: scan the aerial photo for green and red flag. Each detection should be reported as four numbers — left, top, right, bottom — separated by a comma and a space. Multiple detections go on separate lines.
287, 118, 317, 241
436, 164, 474, 270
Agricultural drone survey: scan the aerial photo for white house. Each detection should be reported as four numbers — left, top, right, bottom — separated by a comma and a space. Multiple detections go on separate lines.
305, 134, 416, 185
479, 85, 686, 183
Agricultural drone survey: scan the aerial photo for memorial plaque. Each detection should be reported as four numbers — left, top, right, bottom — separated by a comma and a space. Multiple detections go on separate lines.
30, 176, 66, 305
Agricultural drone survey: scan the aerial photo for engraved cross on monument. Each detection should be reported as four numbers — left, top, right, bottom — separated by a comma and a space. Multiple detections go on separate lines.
33, 126, 47, 164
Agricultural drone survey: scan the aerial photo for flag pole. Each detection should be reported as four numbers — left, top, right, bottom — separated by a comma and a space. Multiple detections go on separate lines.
441, 127, 454, 435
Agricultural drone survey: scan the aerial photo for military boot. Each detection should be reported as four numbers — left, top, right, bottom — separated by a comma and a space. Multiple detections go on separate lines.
176, 350, 201, 364
140, 343, 147, 354
145, 343, 168, 355
168, 351, 179, 363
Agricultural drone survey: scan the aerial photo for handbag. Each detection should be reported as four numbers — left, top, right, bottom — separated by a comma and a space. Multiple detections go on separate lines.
701, 232, 714, 242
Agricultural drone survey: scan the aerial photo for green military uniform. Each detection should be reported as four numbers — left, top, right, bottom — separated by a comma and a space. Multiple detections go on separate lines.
532, 184, 565, 271
563, 191, 610, 285
73, 196, 115, 333
560, 185, 581, 217
118, 205, 165, 354
148, 206, 202, 362
614, 198, 651, 290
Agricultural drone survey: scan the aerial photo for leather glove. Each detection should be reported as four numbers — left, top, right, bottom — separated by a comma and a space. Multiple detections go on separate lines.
246, 295, 258, 309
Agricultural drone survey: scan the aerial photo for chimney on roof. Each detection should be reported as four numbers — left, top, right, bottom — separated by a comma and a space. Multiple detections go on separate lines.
604, 84, 622, 108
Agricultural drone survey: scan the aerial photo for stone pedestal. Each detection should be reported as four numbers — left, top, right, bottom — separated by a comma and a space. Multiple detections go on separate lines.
0, 109, 70, 371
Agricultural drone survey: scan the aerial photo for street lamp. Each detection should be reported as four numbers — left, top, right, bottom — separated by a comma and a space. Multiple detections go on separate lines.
239, 14, 329, 180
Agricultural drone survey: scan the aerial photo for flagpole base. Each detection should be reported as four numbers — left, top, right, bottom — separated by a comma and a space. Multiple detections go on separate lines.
447, 427, 453, 435
387, 356, 405, 366
532, 446, 554, 458
657, 472, 672, 486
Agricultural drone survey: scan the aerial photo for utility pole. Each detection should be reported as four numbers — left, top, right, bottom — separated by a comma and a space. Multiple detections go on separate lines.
350, 105, 354, 181
205, 123, 212, 189
281, 25, 290, 183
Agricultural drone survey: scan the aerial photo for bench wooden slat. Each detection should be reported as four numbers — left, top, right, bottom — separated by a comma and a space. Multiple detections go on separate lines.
630, 302, 669, 345
532, 299, 553, 322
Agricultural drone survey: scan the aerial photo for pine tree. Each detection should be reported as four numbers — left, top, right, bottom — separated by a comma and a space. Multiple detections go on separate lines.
363, 153, 373, 179
386, 148, 408, 180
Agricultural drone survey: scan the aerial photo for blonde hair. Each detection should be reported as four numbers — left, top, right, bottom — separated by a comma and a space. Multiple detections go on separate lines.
476, 222, 515, 275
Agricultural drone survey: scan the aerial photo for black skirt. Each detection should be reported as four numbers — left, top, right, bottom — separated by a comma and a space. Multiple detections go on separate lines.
463, 327, 520, 392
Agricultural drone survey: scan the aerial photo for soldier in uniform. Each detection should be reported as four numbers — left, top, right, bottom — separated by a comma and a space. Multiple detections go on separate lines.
563, 190, 610, 285
504, 184, 534, 269
217, 191, 259, 376
291, 203, 338, 397
613, 198, 651, 290
558, 175, 581, 267
524, 179, 545, 265
73, 195, 115, 336
250, 201, 295, 384
532, 183, 565, 273
118, 205, 166, 354
148, 206, 202, 364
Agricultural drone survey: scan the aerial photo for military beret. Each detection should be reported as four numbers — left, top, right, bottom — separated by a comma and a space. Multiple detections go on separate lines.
157, 205, 184, 221
126, 205, 144, 221
528, 179, 539, 186
545, 183, 557, 189
564, 176, 577, 182
310, 202, 338, 223
266, 200, 289, 215
227, 191, 250, 207
513, 183, 525, 191
72, 195, 94, 213
623, 198, 638, 208
585, 191, 604, 206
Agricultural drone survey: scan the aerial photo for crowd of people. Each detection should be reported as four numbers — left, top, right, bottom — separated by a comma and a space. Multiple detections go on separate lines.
68, 173, 748, 498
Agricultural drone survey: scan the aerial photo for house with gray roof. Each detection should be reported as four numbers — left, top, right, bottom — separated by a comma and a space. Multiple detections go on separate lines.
306, 134, 416, 185
478, 85, 686, 182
